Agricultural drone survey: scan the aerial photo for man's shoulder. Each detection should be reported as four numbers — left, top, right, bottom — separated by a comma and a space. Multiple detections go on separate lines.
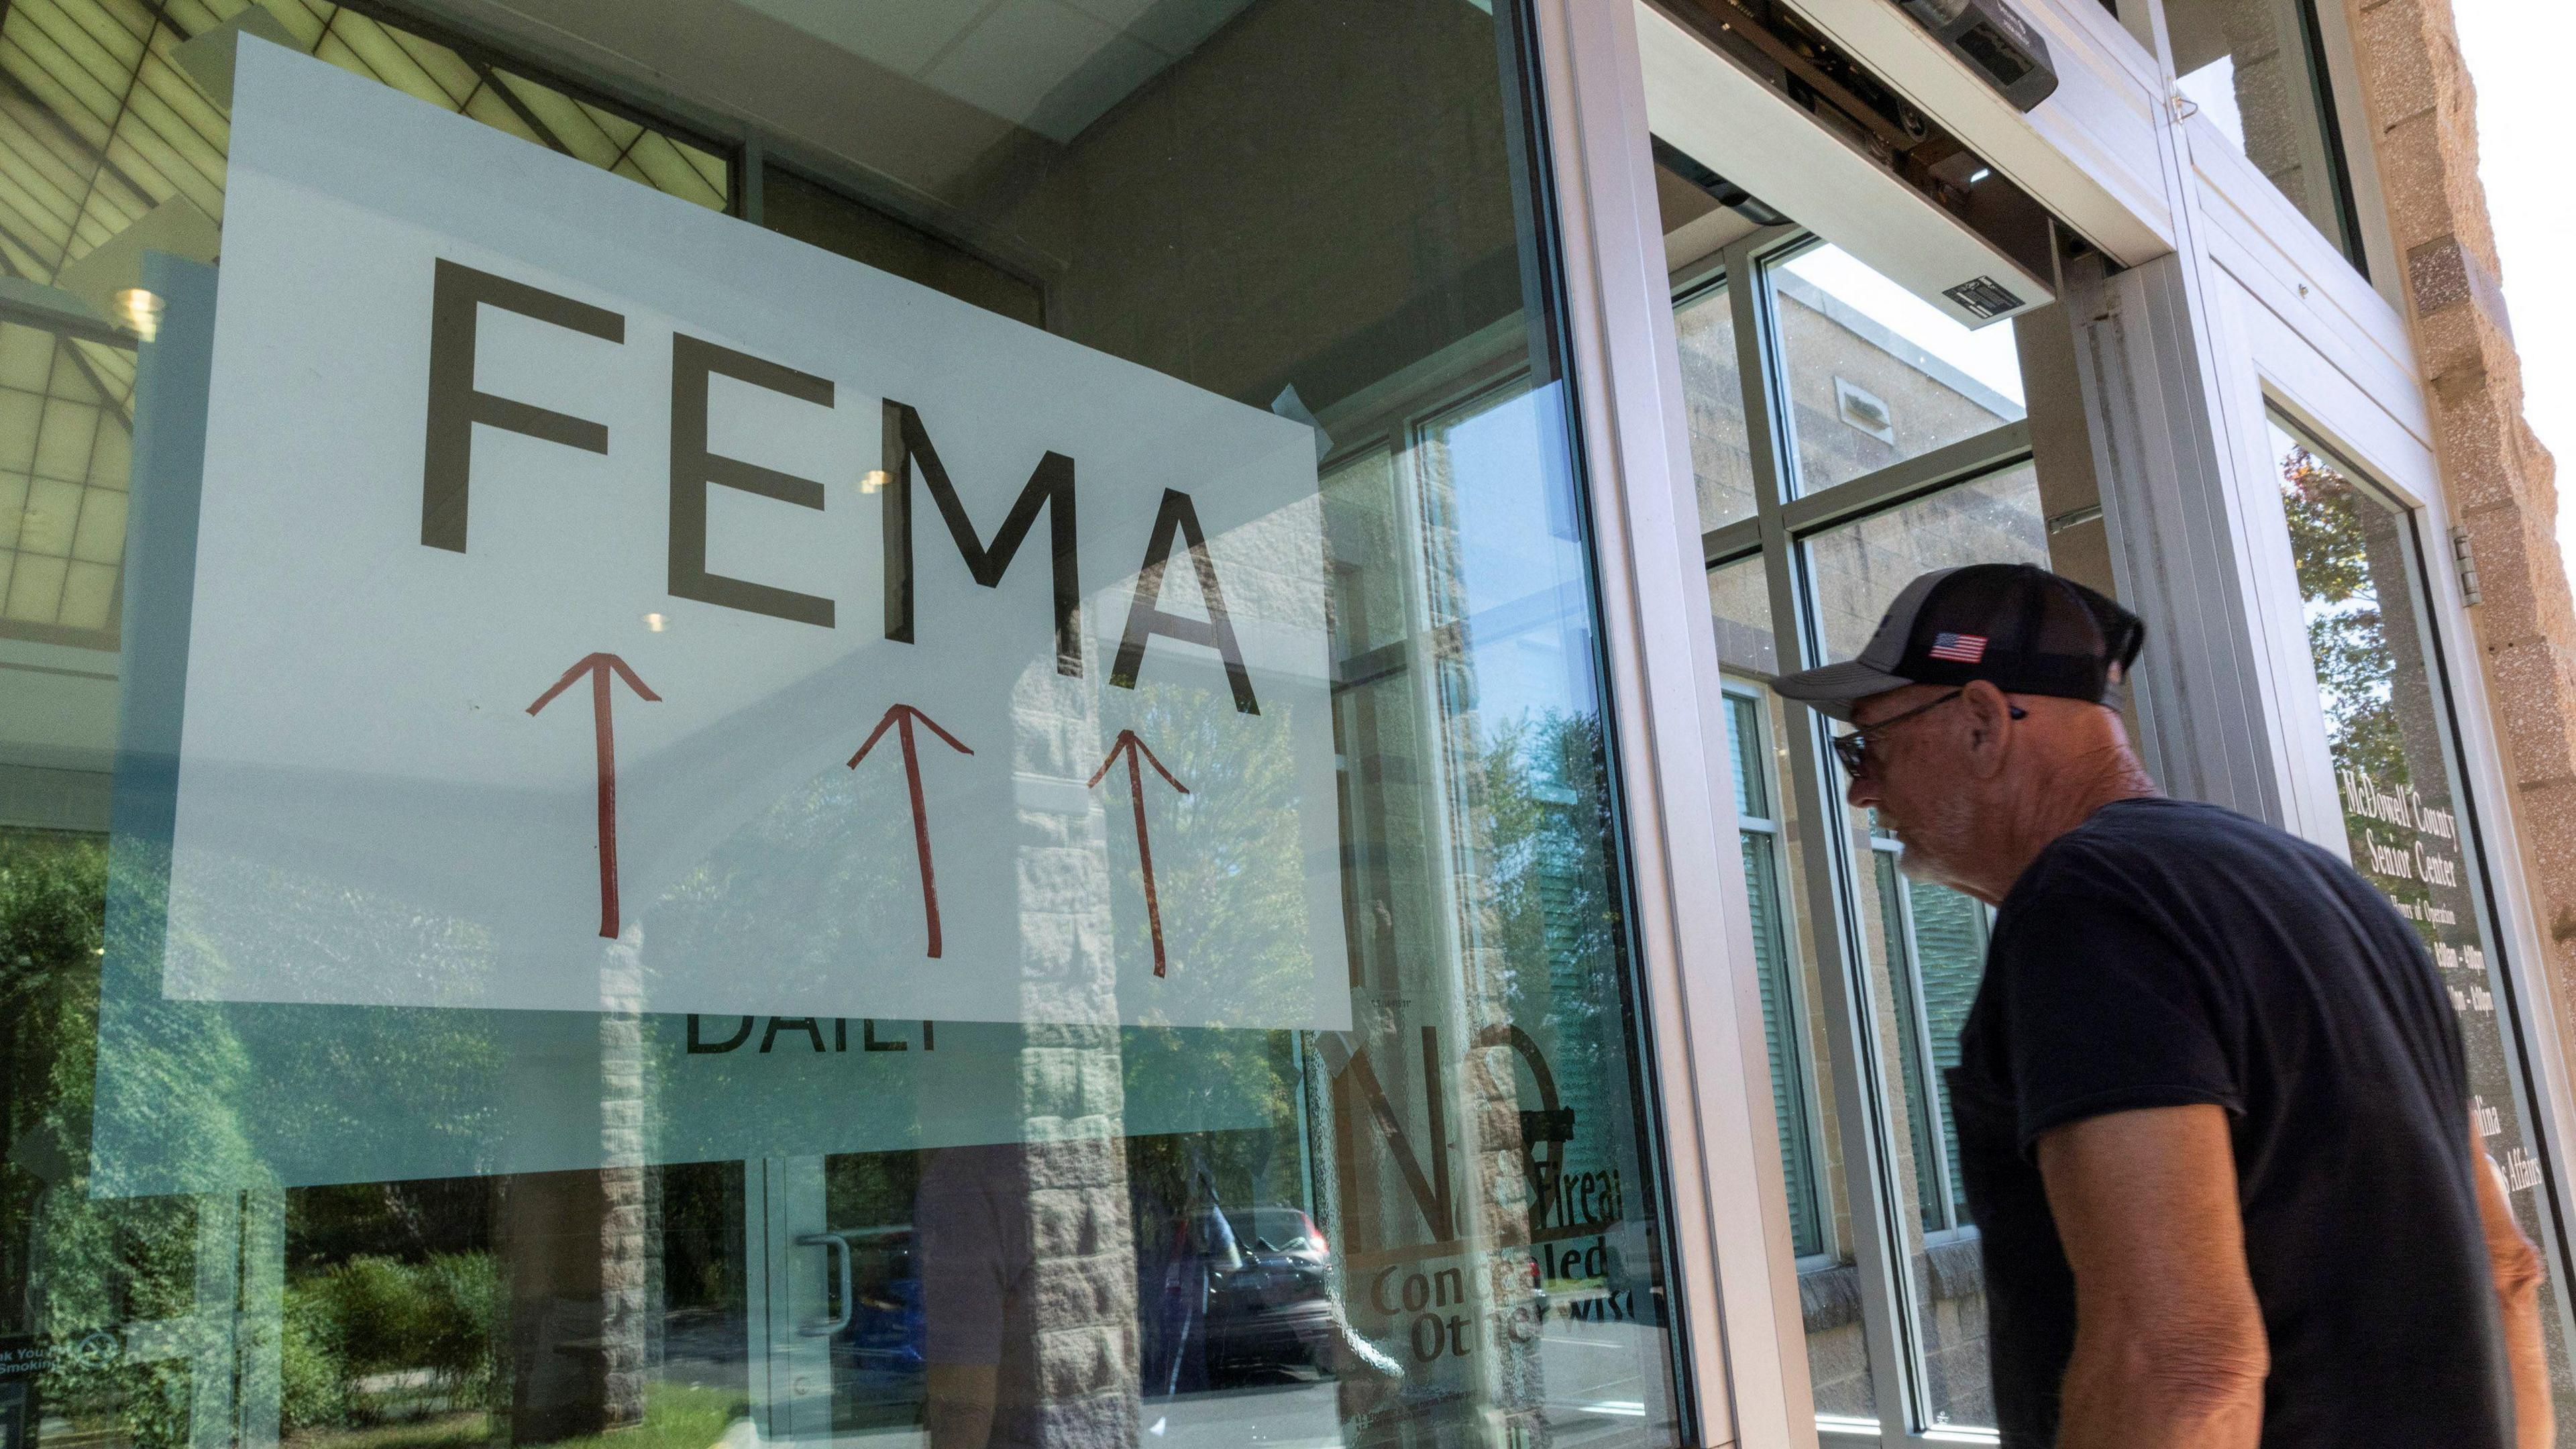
2021, 798, 2328, 888
2063, 794, 2292, 849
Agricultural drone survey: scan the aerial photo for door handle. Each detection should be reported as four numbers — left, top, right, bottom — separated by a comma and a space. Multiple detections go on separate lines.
796, 1231, 851, 1338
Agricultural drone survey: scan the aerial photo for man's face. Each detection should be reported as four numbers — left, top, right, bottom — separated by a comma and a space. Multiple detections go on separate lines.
1841, 684, 1978, 888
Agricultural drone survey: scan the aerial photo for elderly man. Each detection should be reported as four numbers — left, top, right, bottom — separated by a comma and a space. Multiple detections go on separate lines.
1768, 563, 2551, 1449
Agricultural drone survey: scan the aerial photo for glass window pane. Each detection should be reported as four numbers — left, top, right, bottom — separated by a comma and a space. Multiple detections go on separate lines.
1904, 879, 1987, 1230
1769, 245, 2025, 495
0, 3, 731, 655
2167, 0, 2363, 265
1707, 561, 1879, 1427
1807, 461, 2048, 660
1725, 694, 1770, 821
1745, 830, 1819, 1248
1731, 702, 1880, 1426
1, 7, 1693, 1449
1676, 283, 1757, 530
0, 324, 126, 647
1872, 853, 1948, 1238
2275, 420, 2576, 1423
759, 166, 1044, 329
1709, 553, 1780, 675
1801, 466, 2055, 1433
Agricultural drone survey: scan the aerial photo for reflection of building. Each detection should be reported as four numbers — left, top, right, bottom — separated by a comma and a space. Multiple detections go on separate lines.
0, 2, 2567, 1449
1684, 239, 2039, 1422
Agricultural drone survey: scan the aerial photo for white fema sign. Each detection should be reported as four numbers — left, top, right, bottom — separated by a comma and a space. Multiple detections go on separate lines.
164, 42, 1348, 1030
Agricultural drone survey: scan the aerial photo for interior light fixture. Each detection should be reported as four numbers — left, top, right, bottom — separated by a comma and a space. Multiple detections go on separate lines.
55, 197, 221, 330
861, 470, 890, 494
111, 287, 164, 341
1968, 167, 1994, 184
644, 612, 667, 632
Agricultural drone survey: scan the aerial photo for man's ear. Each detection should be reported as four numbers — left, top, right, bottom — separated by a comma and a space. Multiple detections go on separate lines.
1960, 680, 2015, 777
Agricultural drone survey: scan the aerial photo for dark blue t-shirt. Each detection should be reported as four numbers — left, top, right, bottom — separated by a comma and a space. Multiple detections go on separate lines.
1950, 797, 2513, 1448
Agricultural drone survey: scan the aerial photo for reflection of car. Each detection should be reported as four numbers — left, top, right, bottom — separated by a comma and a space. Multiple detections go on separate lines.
1204, 1207, 1335, 1383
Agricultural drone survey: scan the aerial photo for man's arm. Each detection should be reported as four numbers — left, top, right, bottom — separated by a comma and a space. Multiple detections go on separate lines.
2037, 1104, 2267, 1448
2472, 1115, 2553, 1449
924, 1362, 998, 1449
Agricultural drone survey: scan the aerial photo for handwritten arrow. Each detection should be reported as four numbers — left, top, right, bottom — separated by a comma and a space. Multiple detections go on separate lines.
849, 704, 974, 957
1087, 730, 1189, 977
528, 653, 661, 938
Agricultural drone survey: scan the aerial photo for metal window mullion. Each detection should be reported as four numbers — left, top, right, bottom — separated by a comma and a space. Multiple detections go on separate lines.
1776, 421, 2035, 538
1704, 513, 1760, 566
1733, 226, 1920, 1445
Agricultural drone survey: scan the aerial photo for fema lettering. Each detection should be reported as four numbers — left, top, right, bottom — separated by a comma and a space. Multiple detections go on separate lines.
418, 258, 1258, 714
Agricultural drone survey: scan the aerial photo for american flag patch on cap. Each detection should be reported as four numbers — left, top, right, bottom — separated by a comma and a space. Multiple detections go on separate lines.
1927, 632, 1988, 663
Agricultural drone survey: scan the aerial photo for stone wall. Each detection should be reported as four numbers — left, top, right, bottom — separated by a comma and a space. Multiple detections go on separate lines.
2347, 0, 2576, 1055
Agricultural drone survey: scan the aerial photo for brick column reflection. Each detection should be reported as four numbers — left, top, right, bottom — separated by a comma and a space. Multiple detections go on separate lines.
598, 930, 649, 1430
1020, 673, 1139, 1448
498, 931, 649, 1444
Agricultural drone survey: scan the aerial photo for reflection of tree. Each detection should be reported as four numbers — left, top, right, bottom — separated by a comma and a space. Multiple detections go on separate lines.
1108, 682, 1308, 1164
4, 828, 759, 1448
1106, 680, 1309, 1026
2282, 447, 2403, 786
1477, 710, 1622, 1132
92, 843, 511, 1197
648, 755, 920, 1018
1, 833, 202, 1448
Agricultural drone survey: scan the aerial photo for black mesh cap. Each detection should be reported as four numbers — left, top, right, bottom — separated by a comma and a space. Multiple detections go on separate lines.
1768, 564, 2145, 722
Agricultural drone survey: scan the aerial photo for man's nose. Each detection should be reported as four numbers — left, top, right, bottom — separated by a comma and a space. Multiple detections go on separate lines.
1845, 768, 1880, 810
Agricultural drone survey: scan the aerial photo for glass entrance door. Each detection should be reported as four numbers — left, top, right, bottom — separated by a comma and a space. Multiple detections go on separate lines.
2269, 419, 2576, 1426
0, 5, 1700, 1449
1666, 184, 2110, 1438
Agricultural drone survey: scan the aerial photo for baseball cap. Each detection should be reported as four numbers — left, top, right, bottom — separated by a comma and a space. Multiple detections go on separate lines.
1768, 563, 2145, 722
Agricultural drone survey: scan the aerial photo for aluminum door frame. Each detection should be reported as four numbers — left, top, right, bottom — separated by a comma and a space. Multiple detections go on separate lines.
1525, 2, 1822, 1444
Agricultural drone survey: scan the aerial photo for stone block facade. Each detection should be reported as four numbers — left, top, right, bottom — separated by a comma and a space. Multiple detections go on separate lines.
2349, 0, 2576, 1049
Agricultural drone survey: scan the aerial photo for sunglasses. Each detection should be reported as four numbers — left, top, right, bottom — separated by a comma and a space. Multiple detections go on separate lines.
1831, 691, 2026, 777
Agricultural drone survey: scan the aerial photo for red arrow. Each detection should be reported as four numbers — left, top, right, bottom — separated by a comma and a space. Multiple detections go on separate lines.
849, 704, 974, 957
1087, 730, 1189, 977
528, 653, 661, 938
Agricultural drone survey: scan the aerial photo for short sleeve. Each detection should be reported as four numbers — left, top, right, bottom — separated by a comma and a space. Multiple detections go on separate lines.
1991, 853, 2243, 1153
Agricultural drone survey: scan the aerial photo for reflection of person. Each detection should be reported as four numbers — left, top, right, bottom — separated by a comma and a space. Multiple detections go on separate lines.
914, 1142, 1033, 1449
1132, 1164, 1240, 1397
1771, 564, 2549, 1449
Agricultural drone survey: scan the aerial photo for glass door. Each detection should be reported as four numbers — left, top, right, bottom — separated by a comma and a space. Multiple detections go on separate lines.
1, 6, 1701, 1449
1668, 154, 2113, 1436
2271, 417, 2576, 1424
